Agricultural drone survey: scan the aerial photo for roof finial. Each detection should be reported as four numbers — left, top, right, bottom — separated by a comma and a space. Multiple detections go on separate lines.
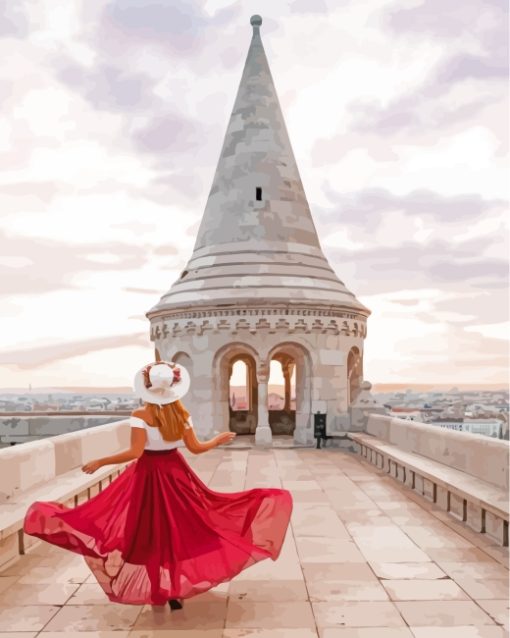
250, 14, 262, 35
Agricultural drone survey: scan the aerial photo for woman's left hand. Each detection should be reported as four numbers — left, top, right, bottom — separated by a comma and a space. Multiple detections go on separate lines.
82, 460, 103, 474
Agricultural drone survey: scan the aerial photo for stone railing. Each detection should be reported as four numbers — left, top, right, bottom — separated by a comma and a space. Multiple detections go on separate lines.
0, 414, 127, 446
0, 419, 131, 571
348, 414, 509, 545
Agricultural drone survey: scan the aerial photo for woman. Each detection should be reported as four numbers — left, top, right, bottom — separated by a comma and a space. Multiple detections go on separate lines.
23, 360, 293, 610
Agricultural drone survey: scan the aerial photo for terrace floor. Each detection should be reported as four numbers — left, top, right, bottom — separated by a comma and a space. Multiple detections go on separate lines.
0, 447, 508, 637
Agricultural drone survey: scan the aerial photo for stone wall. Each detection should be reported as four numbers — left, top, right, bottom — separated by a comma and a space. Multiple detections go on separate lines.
0, 416, 126, 447
366, 414, 509, 490
152, 308, 367, 444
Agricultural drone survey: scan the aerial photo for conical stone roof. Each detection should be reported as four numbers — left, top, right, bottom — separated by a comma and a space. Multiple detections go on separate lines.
148, 15, 370, 319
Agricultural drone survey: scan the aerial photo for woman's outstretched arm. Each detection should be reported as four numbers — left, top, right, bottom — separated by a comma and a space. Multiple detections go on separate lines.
183, 426, 236, 454
82, 426, 147, 473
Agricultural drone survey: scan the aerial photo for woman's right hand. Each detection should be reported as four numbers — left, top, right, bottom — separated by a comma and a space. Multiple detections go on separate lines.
216, 432, 237, 446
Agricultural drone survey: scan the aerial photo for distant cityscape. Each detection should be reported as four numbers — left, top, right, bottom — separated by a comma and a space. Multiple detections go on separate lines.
0, 384, 508, 441
373, 386, 509, 440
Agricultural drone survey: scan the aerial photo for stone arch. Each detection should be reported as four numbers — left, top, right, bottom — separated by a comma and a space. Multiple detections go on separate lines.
212, 342, 259, 434
267, 341, 313, 440
347, 346, 362, 405
172, 350, 193, 386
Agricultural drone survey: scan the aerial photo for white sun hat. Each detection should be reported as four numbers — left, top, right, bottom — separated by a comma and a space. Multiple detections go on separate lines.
133, 361, 190, 406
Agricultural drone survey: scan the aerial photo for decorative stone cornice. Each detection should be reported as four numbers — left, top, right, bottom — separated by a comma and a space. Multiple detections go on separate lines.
148, 306, 367, 322
149, 312, 367, 341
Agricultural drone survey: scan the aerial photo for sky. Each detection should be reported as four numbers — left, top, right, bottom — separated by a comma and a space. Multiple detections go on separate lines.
0, 0, 508, 390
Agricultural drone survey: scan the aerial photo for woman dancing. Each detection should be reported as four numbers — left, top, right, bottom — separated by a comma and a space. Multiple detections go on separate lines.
23, 360, 293, 610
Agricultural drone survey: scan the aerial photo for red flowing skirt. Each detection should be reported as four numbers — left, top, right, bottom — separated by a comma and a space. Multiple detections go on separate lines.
23, 449, 293, 605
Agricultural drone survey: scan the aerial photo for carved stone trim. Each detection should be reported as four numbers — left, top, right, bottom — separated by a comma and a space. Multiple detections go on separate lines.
150, 306, 367, 322
149, 314, 367, 342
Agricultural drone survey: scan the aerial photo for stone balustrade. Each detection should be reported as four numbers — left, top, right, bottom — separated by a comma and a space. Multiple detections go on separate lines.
349, 414, 509, 545
0, 420, 131, 571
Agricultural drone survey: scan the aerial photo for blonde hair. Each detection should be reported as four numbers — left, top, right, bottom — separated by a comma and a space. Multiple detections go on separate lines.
144, 400, 190, 442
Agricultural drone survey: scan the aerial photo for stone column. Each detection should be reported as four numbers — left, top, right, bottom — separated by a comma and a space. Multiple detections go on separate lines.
255, 361, 272, 447
282, 361, 291, 411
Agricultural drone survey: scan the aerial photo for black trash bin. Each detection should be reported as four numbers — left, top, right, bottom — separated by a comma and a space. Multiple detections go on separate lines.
314, 412, 327, 449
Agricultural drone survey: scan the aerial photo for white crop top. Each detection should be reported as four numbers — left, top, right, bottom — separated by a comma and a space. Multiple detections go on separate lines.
130, 415, 193, 450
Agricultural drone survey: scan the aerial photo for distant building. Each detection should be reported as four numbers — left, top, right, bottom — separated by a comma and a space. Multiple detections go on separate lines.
430, 419, 503, 438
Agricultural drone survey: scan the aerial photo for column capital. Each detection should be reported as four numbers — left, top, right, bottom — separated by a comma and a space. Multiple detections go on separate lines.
256, 360, 269, 384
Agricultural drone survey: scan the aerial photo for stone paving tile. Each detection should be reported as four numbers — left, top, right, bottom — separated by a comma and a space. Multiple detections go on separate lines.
409, 627, 507, 637
228, 579, 308, 601
312, 601, 406, 628
16, 558, 91, 585
437, 561, 509, 580
282, 480, 323, 491
355, 545, 431, 564
133, 602, 227, 630
347, 524, 420, 547
450, 575, 509, 599
291, 504, 350, 538
303, 562, 378, 582
0, 581, 79, 606
426, 547, 502, 563
42, 604, 142, 632
319, 629, 413, 638
129, 631, 222, 638
400, 525, 474, 549
0, 575, 18, 594
67, 583, 113, 605
0, 604, 61, 631
395, 600, 495, 626
476, 600, 510, 626
0, 633, 38, 638
308, 579, 389, 602
332, 508, 394, 526
381, 578, 469, 601
367, 561, 447, 580
225, 600, 316, 629
296, 537, 366, 564
223, 629, 319, 638
41, 633, 130, 638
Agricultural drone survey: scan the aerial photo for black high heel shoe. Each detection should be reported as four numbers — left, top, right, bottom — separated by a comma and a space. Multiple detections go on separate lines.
168, 598, 183, 610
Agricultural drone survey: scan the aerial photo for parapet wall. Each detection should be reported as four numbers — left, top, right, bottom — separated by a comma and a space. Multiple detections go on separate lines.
0, 420, 131, 502
0, 415, 126, 447
366, 414, 509, 490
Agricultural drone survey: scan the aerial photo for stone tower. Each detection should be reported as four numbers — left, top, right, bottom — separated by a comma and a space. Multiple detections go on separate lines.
147, 15, 371, 446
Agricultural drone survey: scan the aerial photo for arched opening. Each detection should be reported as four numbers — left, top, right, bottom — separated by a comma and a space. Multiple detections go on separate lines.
172, 351, 193, 386
228, 355, 257, 434
230, 360, 249, 411
267, 342, 312, 440
267, 355, 296, 434
347, 346, 362, 405
212, 343, 259, 436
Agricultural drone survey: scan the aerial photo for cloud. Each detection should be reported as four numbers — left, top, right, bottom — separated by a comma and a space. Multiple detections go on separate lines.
99, 0, 241, 55
391, 324, 508, 380
0, 332, 148, 369
346, 0, 508, 136
432, 292, 509, 326
325, 237, 508, 297
0, 231, 150, 295
57, 62, 160, 113
288, 0, 330, 14
0, 1, 29, 38
319, 186, 506, 227
384, 0, 507, 41
124, 286, 163, 295
132, 112, 203, 156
